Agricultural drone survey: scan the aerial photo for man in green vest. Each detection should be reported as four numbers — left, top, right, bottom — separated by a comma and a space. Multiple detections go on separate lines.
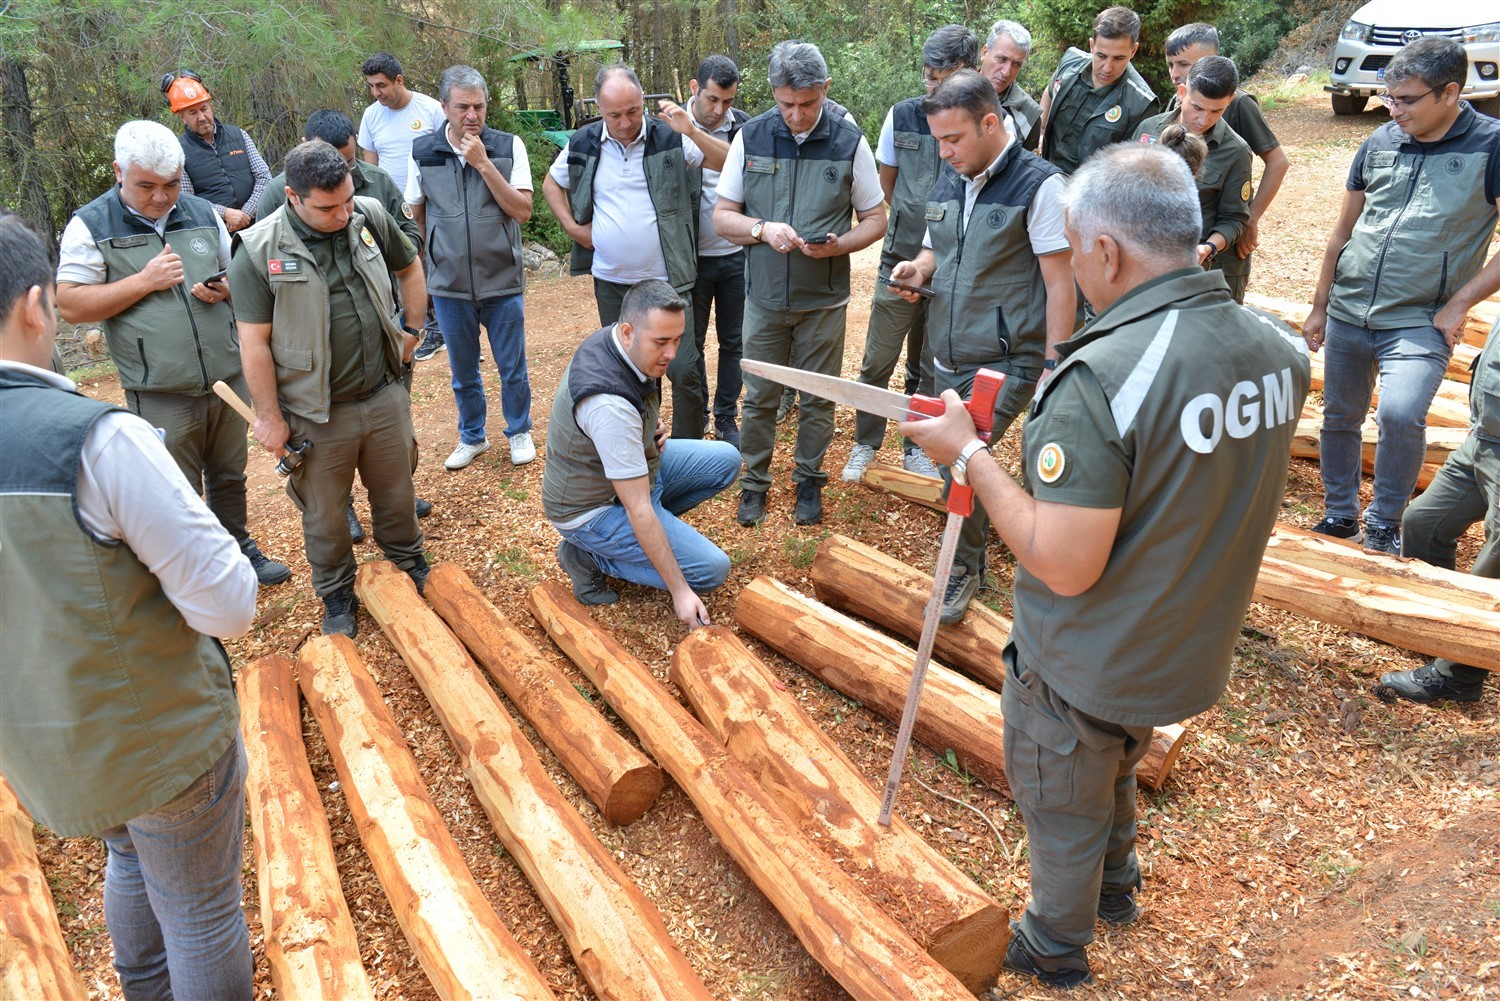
56, 119, 290, 588
904, 144, 1309, 989
1038, 6, 1159, 175
714, 39, 888, 526
1, 212, 259, 1000
982, 19, 1044, 151
232, 140, 430, 638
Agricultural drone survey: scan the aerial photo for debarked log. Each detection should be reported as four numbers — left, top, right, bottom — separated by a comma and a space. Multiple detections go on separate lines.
0, 774, 88, 1001
528, 581, 976, 1001
296, 634, 555, 1001
862, 464, 945, 513
423, 562, 662, 826
355, 561, 710, 1001
1266, 524, 1500, 612
671, 625, 1008, 992
239, 654, 372, 1000
734, 576, 1187, 792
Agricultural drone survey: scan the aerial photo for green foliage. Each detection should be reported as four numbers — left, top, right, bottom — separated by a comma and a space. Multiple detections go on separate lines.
493, 107, 572, 255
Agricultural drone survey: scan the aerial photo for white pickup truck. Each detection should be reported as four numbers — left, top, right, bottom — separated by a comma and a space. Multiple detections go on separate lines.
1325, 0, 1500, 117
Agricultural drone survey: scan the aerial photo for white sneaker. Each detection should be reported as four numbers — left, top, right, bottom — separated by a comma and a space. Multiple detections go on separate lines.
445, 439, 490, 470
903, 446, 940, 479
842, 443, 876, 482
509, 431, 537, 466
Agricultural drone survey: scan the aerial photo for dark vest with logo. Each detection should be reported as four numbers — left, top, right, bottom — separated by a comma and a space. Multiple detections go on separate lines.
179, 120, 256, 210
881, 97, 947, 272
412, 126, 525, 299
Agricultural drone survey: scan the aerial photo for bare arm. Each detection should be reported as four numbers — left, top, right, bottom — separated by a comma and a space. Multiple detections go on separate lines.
411, 201, 426, 242
1038, 249, 1076, 361
395, 259, 427, 357
543, 174, 592, 248
612, 469, 710, 628
238, 319, 290, 456
878, 163, 898, 205
901, 390, 1121, 596
360, 148, 378, 165
1236, 145, 1290, 258
56, 244, 183, 323
657, 99, 728, 171
1302, 188, 1365, 350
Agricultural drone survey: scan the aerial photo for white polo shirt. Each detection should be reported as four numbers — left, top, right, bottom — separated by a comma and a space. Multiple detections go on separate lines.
716, 109, 884, 212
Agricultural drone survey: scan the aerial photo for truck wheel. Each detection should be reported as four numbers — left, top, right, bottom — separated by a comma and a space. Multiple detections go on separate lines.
1331, 93, 1368, 116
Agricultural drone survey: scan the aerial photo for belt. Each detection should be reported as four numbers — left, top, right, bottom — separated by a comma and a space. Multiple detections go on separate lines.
331, 373, 390, 404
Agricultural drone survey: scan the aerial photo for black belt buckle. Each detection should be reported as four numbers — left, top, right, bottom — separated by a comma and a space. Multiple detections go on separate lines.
333, 373, 391, 404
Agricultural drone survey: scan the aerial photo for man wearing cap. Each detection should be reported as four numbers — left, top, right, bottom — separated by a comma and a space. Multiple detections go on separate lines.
56, 119, 290, 587
163, 72, 271, 234
1038, 6, 1159, 174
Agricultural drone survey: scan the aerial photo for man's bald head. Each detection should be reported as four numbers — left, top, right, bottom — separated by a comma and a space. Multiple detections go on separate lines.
595, 63, 645, 144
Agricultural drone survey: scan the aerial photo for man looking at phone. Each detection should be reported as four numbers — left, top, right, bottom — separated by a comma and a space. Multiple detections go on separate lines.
887, 70, 1073, 622
57, 120, 290, 587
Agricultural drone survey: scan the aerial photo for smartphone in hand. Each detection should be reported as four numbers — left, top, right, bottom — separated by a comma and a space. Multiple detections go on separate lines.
878, 274, 935, 299
801, 233, 833, 244
203, 268, 229, 285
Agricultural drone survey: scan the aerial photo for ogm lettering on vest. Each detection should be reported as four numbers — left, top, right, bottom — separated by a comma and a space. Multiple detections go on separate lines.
1179, 366, 1297, 454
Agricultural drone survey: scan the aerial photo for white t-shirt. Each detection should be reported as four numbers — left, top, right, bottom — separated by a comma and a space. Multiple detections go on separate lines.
715, 111, 883, 212
548, 121, 706, 284
57, 204, 231, 287
405, 127, 533, 205
358, 91, 443, 191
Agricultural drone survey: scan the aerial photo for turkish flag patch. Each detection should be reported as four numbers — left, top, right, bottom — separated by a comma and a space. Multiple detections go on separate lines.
268, 259, 283, 274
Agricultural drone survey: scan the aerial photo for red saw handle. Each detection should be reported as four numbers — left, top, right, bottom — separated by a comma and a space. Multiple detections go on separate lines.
907, 368, 1006, 517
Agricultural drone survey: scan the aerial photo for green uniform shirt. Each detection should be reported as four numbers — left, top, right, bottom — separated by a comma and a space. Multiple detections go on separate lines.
1136, 112, 1253, 251
1011, 268, 1310, 727
1042, 48, 1159, 174
256, 160, 420, 257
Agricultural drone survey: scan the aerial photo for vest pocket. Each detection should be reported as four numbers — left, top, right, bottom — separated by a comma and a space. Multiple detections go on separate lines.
273, 346, 314, 372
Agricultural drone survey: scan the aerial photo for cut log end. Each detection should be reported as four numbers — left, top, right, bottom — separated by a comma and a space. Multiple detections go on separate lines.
602, 763, 667, 826
925, 906, 1012, 994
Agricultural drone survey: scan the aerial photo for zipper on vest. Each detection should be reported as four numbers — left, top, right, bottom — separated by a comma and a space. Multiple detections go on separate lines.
158, 232, 212, 390
459, 155, 479, 298
1364, 150, 1425, 327
785, 144, 800, 324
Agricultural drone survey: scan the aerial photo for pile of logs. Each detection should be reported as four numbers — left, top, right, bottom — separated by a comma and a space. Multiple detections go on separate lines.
0, 775, 87, 1001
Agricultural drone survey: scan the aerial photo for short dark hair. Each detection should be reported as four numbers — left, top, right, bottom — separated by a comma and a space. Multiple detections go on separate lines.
0, 213, 52, 327
303, 110, 355, 149
361, 52, 402, 80
695, 54, 740, 90
923, 69, 1001, 127
284, 140, 350, 198
1094, 6, 1141, 43
1156, 123, 1207, 178
1386, 36, 1467, 93
1187, 55, 1239, 100
620, 279, 686, 327
1165, 23, 1219, 57
924, 25, 979, 73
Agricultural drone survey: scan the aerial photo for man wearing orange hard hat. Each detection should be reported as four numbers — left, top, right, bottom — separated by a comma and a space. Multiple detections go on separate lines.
163, 71, 270, 234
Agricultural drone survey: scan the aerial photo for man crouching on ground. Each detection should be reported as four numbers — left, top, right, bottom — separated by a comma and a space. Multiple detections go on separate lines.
543, 279, 741, 628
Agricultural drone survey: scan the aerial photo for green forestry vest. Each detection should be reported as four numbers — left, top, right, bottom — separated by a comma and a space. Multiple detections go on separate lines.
562, 118, 700, 291
740, 102, 867, 313
542, 325, 662, 524
880, 96, 946, 273
0, 368, 237, 837
1042, 48, 1159, 174
925, 140, 1062, 372
411, 126, 525, 299
74, 189, 238, 394
236, 197, 405, 423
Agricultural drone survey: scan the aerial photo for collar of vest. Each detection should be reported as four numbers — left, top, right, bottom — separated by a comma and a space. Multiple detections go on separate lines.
424, 125, 510, 157
181, 119, 229, 149
1066, 268, 1225, 350
1395, 101, 1478, 147
106, 186, 185, 233
768, 101, 843, 143
0, 365, 66, 392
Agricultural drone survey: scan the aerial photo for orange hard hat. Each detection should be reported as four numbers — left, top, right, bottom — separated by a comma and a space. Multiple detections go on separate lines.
162, 72, 212, 113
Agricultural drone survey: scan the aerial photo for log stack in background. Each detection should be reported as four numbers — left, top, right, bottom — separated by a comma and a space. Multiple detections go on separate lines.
0, 774, 88, 1001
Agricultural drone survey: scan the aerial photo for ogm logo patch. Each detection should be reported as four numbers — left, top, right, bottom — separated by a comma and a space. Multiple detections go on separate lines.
823, 166, 838, 183
409, 118, 424, 131
360, 227, 377, 249
1037, 442, 1066, 484
189, 237, 211, 256
663, 153, 677, 170
1446, 156, 1464, 175
987, 208, 1008, 229
1240, 181, 1252, 201
1104, 105, 1122, 123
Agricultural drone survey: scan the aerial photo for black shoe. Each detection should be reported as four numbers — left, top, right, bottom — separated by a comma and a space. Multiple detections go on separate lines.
940, 563, 979, 624
1311, 514, 1363, 544
415, 496, 434, 519
716, 417, 741, 450
346, 500, 366, 543
1374, 662, 1485, 705
1363, 522, 1401, 556
1002, 928, 1094, 989
737, 489, 767, 527
557, 540, 619, 605
406, 555, 430, 596
793, 481, 822, 526
413, 326, 445, 361
321, 587, 359, 638
776, 388, 796, 424
241, 538, 291, 586
1098, 890, 1140, 926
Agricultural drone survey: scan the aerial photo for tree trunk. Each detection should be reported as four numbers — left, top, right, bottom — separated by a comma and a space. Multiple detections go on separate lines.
423, 562, 663, 825
354, 562, 711, 1001
734, 576, 1188, 792
811, 533, 1011, 690
296, 634, 556, 1001
1266, 524, 1500, 611
720, 0, 740, 63
0, 57, 58, 257
862, 464, 946, 513
671, 626, 1009, 992
527, 582, 977, 1001
239, 655, 372, 1000
0, 775, 87, 1001
1254, 557, 1500, 672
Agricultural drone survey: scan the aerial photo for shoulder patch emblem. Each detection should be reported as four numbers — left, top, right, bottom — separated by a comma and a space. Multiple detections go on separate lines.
189, 237, 211, 256
360, 227, 376, 249
409, 118, 424, 131
823, 165, 838, 183
1037, 442, 1066, 485
1139, 132, 1155, 144
401, 202, 413, 219
1446, 156, 1464, 175
1104, 105, 1122, 123
268, 258, 301, 275
1240, 181, 1252, 201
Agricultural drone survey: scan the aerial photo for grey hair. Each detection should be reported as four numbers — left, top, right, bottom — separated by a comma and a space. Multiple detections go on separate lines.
768, 40, 828, 91
620, 279, 686, 326
1385, 36, 1467, 93
1065, 145, 1201, 266
595, 63, 643, 93
115, 120, 184, 177
439, 65, 488, 103
924, 25, 979, 72
987, 19, 1033, 54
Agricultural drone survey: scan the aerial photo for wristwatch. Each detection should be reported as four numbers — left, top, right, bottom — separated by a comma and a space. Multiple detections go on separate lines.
402, 325, 421, 337
1043, 358, 1059, 371
750, 219, 766, 242
951, 439, 988, 486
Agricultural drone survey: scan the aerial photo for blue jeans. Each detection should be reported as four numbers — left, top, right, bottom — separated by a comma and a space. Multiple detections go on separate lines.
559, 439, 740, 592
433, 293, 531, 445
1320, 316, 1451, 530
99, 736, 252, 1001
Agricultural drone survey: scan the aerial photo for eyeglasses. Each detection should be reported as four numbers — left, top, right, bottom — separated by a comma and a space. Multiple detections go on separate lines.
1378, 86, 1437, 111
